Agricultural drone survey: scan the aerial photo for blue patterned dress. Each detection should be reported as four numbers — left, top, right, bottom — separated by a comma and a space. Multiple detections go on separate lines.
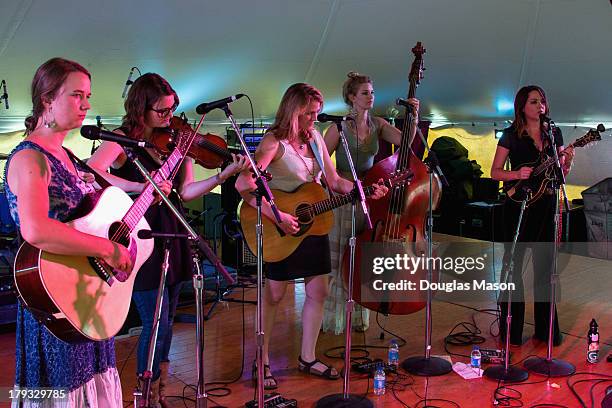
4, 141, 122, 407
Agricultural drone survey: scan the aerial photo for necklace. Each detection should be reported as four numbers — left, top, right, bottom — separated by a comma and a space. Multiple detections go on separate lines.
289, 142, 316, 179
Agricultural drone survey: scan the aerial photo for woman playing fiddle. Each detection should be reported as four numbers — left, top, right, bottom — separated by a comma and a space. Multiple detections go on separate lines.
88, 72, 248, 405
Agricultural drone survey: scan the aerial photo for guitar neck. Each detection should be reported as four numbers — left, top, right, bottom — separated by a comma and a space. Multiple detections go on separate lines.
311, 183, 381, 216
121, 148, 183, 231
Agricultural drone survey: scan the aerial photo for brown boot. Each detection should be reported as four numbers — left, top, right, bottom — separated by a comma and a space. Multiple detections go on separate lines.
148, 379, 162, 408
158, 362, 170, 408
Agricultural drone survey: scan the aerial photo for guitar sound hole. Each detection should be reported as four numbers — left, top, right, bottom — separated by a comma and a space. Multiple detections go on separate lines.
108, 221, 131, 247
295, 203, 313, 224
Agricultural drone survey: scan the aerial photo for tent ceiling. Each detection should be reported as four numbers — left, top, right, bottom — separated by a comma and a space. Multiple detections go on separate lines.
1, 0, 611, 132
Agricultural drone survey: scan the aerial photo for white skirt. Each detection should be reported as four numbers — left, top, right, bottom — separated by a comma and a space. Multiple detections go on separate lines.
11, 367, 122, 408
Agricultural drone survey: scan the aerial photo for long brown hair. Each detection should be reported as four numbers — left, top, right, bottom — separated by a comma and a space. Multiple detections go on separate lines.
25, 57, 90, 135
122, 73, 178, 139
342, 71, 372, 106
512, 85, 549, 138
268, 83, 323, 141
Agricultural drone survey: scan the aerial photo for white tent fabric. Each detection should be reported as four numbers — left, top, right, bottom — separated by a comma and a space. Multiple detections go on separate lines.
1, 0, 611, 133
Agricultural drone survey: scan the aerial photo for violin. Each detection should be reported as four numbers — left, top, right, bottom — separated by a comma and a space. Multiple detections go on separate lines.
150, 116, 232, 169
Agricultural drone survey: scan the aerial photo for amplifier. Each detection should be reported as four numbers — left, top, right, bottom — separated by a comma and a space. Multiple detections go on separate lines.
227, 126, 267, 152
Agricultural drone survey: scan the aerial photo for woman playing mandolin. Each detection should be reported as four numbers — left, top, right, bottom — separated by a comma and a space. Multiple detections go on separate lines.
235, 83, 388, 389
4, 58, 133, 406
322, 71, 420, 334
491, 85, 574, 346
88, 72, 248, 405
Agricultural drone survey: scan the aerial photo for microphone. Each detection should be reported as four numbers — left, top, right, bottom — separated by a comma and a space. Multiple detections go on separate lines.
316, 113, 354, 123
121, 67, 135, 99
0, 80, 8, 109
137, 230, 192, 240
195, 94, 245, 114
80, 125, 154, 148
540, 113, 552, 124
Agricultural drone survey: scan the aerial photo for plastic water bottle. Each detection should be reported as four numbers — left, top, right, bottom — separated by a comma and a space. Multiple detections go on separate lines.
373, 363, 386, 396
587, 318, 599, 363
388, 339, 400, 369
470, 345, 482, 369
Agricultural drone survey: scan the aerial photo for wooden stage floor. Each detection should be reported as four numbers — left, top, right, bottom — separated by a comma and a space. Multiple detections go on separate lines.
0, 246, 610, 407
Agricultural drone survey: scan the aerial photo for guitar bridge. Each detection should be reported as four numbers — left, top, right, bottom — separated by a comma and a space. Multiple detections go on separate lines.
88, 257, 115, 286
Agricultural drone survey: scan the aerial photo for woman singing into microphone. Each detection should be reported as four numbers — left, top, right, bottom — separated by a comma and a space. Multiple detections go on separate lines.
491, 85, 574, 346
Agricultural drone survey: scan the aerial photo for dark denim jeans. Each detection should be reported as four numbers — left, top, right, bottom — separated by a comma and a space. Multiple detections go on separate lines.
133, 282, 184, 380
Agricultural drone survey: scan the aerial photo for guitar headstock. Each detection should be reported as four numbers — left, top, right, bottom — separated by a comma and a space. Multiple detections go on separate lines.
387, 169, 414, 188
409, 42, 426, 86
573, 124, 605, 148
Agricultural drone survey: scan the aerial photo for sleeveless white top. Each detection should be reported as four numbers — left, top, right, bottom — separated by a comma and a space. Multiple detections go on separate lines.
266, 130, 325, 192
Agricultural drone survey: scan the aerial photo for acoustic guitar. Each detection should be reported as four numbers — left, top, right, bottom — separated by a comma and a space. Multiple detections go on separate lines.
505, 125, 605, 206
13, 147, 185, 343
239, 171, 412, 262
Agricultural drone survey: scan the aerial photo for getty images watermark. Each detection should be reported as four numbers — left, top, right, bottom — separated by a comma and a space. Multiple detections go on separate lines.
353, 240, 610, 304
358, 241, 514, 304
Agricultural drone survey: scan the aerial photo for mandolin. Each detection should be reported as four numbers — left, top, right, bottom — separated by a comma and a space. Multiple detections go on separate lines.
505, 124, 605, 206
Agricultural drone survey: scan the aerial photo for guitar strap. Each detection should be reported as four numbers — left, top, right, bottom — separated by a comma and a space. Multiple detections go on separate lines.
309, 137, 335, 196
64, 148, 112, 190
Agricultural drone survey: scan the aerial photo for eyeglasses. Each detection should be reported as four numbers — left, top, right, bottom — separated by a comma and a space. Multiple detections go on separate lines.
149, 103, 177, 118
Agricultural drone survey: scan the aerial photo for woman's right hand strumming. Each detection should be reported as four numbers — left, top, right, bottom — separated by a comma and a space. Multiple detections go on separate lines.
277, 211, 299, 235
516, 166, 533, 180
102, 241, 133, 274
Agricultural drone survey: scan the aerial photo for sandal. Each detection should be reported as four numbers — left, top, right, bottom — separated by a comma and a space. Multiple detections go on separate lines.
297, 356, 340, 380
252, 360, 278, 390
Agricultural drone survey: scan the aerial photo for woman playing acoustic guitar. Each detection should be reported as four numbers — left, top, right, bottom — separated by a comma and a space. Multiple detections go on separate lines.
491, 85, 574, 346
235, 83, 388, 389
4, 58, 134, 407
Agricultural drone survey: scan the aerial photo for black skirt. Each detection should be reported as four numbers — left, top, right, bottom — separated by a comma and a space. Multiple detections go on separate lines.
266, 235, 331, 281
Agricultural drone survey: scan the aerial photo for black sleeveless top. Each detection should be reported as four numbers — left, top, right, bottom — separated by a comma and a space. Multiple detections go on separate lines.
112, 130, 193, 291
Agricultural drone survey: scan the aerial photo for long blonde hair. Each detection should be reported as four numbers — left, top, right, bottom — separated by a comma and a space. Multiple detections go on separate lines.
268, 83, 323, 141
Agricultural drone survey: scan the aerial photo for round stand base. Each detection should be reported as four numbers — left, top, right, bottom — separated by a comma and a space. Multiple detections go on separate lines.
484, 364, 529, 382
315, 394, 374, 408
523, 356, 575, 377
401, 356, 452, 376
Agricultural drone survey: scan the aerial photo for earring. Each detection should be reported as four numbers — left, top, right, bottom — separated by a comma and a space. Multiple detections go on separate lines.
44, 108, 57, 129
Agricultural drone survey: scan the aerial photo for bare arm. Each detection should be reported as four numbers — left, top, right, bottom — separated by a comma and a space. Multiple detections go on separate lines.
235, 133, 300, 234
491, 146, 528, 181
317, 137, 354, 194
323, 124, 340, 155
178, 154, 249, 202
377, 117, 402, 146
88, 140, 144, 193
7, 149, 131, 271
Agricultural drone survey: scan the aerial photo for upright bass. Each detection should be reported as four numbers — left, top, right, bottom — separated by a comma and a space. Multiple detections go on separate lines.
343, 42, 442, 315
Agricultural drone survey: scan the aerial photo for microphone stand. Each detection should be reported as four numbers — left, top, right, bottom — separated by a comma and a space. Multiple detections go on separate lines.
134, 237, 173, 407
523, 121, 575, 377
402, 126, 452, 377
484, 197, 529, 382
123, 149, 230, 408
316, 120, 373, 408
220, 104, 283, 408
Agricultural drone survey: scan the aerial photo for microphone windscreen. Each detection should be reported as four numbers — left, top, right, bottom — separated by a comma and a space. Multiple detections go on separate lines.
137, 229, 153, 239
80, 125, 99, 139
